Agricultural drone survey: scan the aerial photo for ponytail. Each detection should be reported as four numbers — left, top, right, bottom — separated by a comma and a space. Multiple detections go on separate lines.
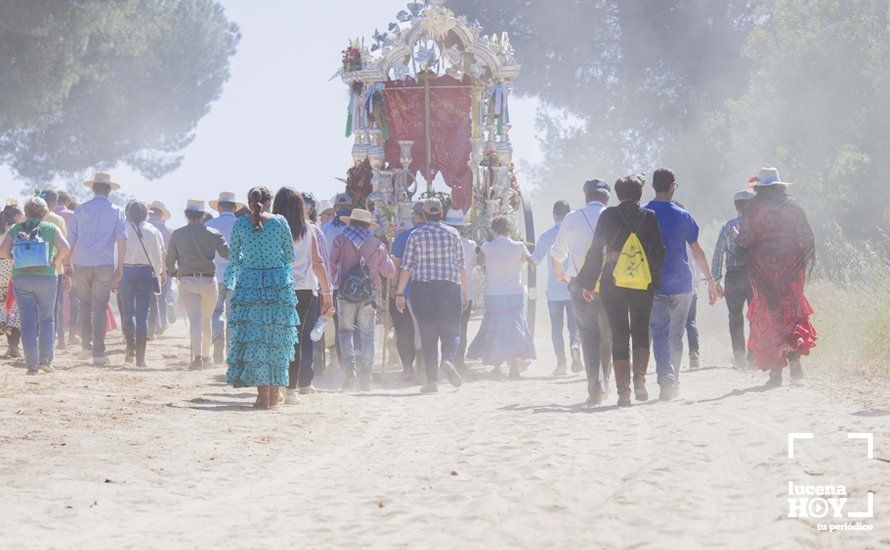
247, 186, 272, 232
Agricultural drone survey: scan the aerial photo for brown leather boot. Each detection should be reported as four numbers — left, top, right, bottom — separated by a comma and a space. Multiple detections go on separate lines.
613, 359, 632, 407
632, 347, 650, 402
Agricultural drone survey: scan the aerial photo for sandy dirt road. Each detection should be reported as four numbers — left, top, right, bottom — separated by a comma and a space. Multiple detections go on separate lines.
0, 322, 887, 549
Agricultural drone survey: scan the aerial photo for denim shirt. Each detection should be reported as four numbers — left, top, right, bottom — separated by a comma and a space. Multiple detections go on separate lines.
68, 196, 126, 267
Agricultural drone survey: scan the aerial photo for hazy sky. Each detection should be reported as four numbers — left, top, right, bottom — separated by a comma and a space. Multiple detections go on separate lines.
2, 0, 540, 226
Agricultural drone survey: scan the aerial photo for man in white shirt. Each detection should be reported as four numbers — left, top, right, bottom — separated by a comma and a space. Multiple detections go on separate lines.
205, 192, 242, 364
550, 179, 614, 404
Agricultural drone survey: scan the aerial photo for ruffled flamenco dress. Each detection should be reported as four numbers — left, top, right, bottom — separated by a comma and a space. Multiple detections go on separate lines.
225, 215, 299, 388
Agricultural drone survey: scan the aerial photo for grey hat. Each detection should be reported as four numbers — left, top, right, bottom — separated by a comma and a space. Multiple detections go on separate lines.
333, 192, 353, 206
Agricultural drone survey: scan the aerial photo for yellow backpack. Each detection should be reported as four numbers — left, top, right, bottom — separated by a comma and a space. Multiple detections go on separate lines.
612, 210, 652, 290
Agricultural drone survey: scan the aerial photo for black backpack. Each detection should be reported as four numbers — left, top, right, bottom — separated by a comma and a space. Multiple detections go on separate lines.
339, 242, 372, 304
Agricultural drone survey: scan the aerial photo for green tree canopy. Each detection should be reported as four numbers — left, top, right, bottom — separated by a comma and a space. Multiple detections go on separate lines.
0, 0, 240, 188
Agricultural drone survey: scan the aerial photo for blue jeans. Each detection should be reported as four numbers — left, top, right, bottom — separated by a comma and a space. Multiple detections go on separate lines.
336, 297, 376, 375
74, 265, 114, 357
650, 292, 695, 385
686, 293, 700, 354
119, 266, 153, 340
13, 275, 58, 370
410, 280, 461, 382
211, 282, 232, 348
547, 299, 580, 364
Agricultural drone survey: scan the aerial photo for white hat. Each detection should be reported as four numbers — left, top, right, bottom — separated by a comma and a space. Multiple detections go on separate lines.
339, 208, 378, 229
84, 172, 120, 190
185, 199, 206, 213
209, 191, 245, 212
443, 208, 469, 227
751, 167, 792, 187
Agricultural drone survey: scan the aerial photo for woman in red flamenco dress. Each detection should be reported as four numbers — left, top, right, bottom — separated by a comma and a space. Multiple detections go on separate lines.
737, 168, 817, 387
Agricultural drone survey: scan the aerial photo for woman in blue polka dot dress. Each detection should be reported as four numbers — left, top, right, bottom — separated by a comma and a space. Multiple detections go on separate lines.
225, 186, 298, 409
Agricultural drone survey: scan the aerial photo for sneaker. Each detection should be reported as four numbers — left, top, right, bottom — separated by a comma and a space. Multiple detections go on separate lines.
570, 346, 583, 372
92, 356, 109, 367
400, 369, 415, 382
552, 362, 568, 376
188, 357, 203, 371
298, 386, 317, 395
420, 382, 438, 393
283, 388, 300, 405
38, 363, 55, 374
78, 348, 93, 361
342, 370, 357, 390
440, 361, 462, 387
689, 351, 701, 370
658, 382, 677, 401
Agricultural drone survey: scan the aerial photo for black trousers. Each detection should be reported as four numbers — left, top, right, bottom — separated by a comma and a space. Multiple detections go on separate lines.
601, 285, 654, 361
289, 289, 317, 389
569, 279, 607, 396
389, 297, 416, 371
724, 268, 754, 362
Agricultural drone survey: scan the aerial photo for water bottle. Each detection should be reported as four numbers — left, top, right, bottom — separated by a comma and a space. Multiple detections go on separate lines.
310, 315, 328, 342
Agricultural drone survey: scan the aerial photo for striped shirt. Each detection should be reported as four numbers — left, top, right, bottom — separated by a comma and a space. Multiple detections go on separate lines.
401, 222, 465, 285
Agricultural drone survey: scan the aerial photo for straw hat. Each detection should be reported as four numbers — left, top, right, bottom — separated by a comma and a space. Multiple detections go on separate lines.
148, 201, 171, 221
339, 208, 378, 228
185, 199, 206, 213
750, 167, 792, 188
443, 208, 469, 227
209, 191, 245, 212
84, 172, 120, 190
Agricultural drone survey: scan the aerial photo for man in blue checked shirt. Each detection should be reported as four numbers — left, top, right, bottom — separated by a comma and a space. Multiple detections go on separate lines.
712, 190, 755, 368
531, 200, 582, 376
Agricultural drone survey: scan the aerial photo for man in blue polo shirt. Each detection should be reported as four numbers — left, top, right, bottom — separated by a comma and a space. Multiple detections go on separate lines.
645, 168, 720, 400
390, 201, 425, 380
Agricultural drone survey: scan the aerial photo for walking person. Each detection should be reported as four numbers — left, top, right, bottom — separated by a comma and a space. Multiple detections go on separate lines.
272, 187, 334, 403
550, 179, 613, 404
166, 200, 228, 370
737, 168, 816, 386
39, 190, 69, 350
443, 209, 477, 372
68, 173, 126, 366
390, 201, 425, 380
0, 197, 71, 374
394, 198, 466, 393
205, 192, 242, 364
531, 200, 581, 375
467, 217, 536, 378
645, 168, 720, 400
147, 201, 173, 337
575, 176, 665, 406
330, 208, 395, 391
53, 192, 78, 346
225, 187, 299, 409
712, 190, 755, 368
1, 203, 24, 358
117, 201, 165, 368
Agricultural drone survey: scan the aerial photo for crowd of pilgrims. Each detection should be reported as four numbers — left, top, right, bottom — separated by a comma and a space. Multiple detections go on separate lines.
0, 166, 816, 409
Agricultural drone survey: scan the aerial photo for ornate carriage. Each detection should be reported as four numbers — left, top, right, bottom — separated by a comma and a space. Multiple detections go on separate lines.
339, 0, 537, 335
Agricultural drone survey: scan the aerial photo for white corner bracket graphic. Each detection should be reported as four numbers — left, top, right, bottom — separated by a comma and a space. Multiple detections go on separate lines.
787, 432, 814, 459
847, 432, 874, 459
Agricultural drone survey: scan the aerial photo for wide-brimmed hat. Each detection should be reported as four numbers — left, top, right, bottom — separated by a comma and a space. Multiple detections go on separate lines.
750, 167, 792, 187
185, 199, 206, 214
148, 201, 171, 221
209, 191, 245, 212
733, 190, 755, 202
84, 172, 120, 191
443, 208, 469, 227
340, 208, 378, 228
